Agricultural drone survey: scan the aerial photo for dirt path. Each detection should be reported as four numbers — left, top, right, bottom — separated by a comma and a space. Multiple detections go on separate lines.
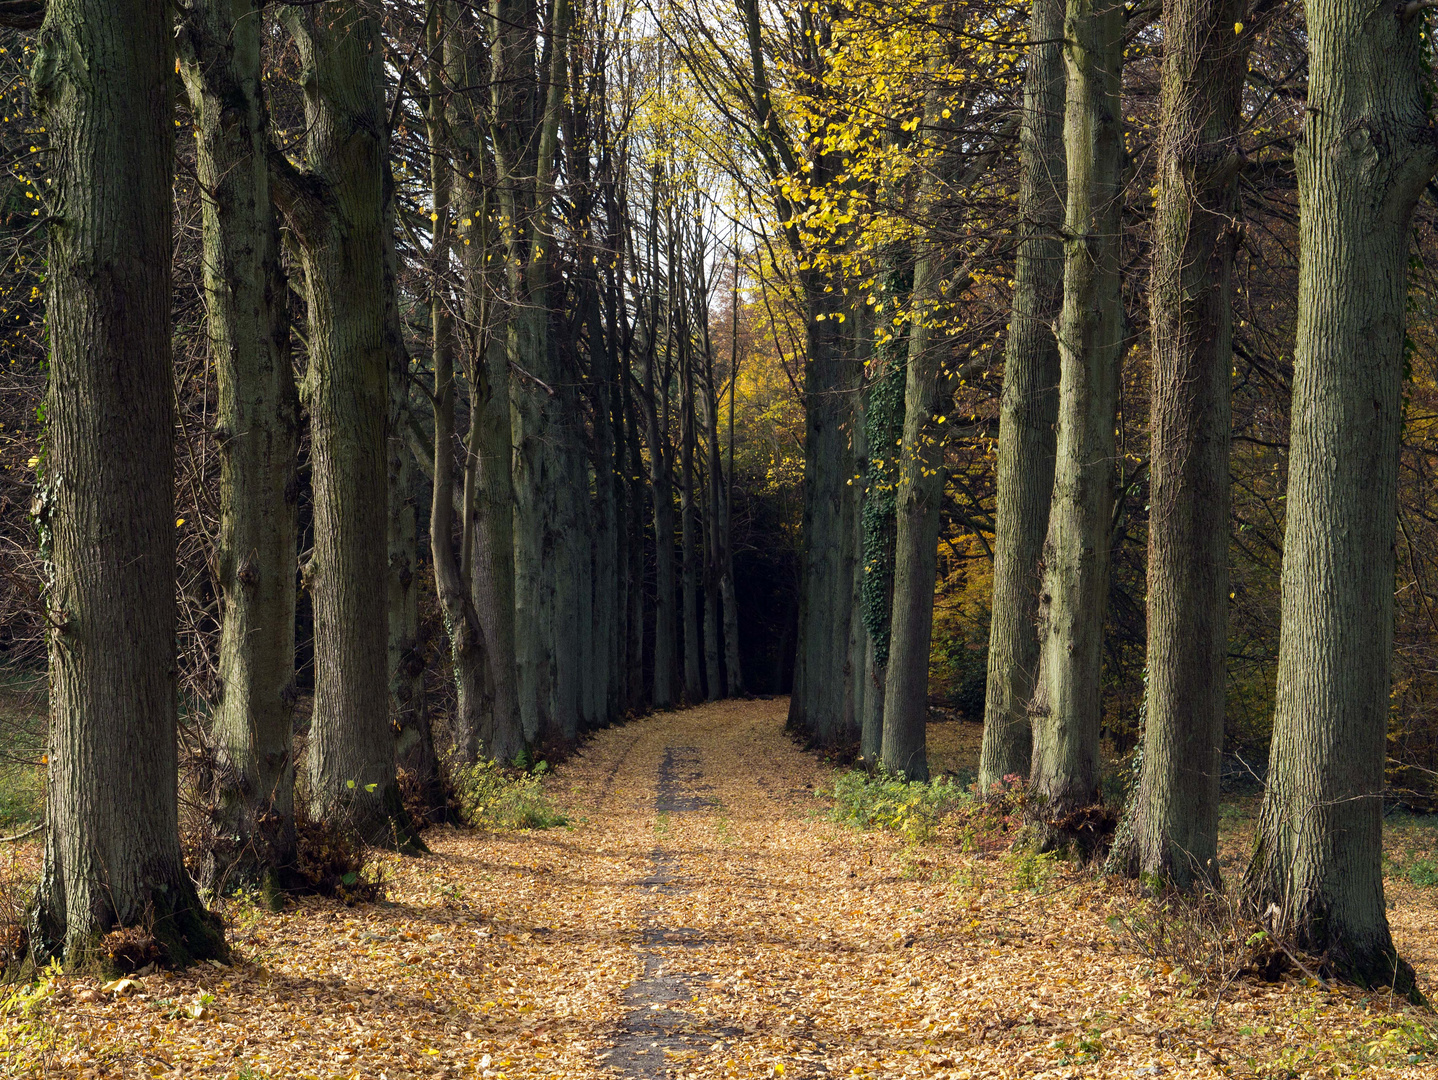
11, 699, 1435, 1079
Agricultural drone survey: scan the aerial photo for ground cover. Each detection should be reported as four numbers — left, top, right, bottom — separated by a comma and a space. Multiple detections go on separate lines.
0, 698, 1433, 1078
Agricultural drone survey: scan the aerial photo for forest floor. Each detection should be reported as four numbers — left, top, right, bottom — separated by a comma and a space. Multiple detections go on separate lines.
2, 697, 1437, 1079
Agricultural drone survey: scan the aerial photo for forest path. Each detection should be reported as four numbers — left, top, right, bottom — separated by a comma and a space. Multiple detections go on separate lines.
27, 698, 1434, 1079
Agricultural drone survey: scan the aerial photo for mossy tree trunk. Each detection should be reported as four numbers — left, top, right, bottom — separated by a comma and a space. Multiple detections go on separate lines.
1113, 0, 1247, 890
880, 235, 948, 782
1027, 0, 1125, 849
978, 0, 1064, 794
29, 0, 226, 967
273, 2, 414, 847
1241, 0, 1434, 996
177, 0, 300, 890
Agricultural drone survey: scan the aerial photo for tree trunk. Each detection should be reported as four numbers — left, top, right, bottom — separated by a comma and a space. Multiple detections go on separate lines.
276, 3, 412, 847
428, 21, 492, 765
1026, 0, 1126, 850
703, 346, 726, 700
1113, 0, 1246, 890
859, 261, 910, 763
978, 0, 1064, 794
720, 288, 744, 696
787, 283, 862, 746
880, 246, 947, 782
641, 345, 679, 708
1242, 0, 1433, 996
491, 0, 571, 747
388, 364, 439, 817
177, 0, 299, 891
449, 6, 526, 764
680, 325, 704, 703
30, 0, 226, 967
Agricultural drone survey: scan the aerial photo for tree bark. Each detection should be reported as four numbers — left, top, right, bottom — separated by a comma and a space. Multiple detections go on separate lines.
447, 5, 525, 763
491, 0, 572, 746
275, 2, 413, 847
1113, 0, 1246, 890
1027, 0, 1125, 849
978, 0, 1064, 794
859, 260, 910, 763
787, 283, 862, 746
680, 317, 704, 702
177, 0, 299, 891
30, 0, 226, 967
1242, 0, 1433, 996
880, 245, 947, 782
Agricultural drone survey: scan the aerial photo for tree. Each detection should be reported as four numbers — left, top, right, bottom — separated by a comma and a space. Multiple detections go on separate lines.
1027, 0, 1126, 849
880, 235, 947, 781
1110, 0, 1247, 889
448, 0, 527, 763
273, 1, 414, 845
977, 0, 1064, 794
177, 0, 300, 893
1242, 0, 1434, 995
27, 0, 226, 966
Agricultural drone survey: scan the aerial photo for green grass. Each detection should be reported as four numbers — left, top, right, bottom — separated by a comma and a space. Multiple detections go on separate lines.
0, 670, 44, 830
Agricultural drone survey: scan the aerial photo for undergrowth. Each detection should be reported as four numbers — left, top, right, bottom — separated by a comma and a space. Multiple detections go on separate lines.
828, 768, 967, 843
450, 756, 568, 830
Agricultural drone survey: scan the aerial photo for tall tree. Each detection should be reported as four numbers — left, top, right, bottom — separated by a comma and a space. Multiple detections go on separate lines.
273, 1, 414, 845
880, 234, 948, 781
1027, 0, 1126, 849
491, 0, 576, 744
427, 1, 492, 764
1242, 0, 1434, 995
449, 1, 527, 763
28, 0, 226, 965
177, 0, 300, 890
977, 0, 1064, 793
1110, 0, 1247, 889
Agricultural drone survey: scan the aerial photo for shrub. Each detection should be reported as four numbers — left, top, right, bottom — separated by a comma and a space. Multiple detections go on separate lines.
451, 756, 568, 830
829, 768, 966, 843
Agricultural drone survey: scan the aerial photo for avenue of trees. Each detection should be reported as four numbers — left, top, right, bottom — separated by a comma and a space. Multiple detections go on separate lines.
0, 0, 1434, 1001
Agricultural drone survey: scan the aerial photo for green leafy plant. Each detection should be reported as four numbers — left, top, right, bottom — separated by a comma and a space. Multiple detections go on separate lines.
828, 768, 965, 843
450, 755, 567, 830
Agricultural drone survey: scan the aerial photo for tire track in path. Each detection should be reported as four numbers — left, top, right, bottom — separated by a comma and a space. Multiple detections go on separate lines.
607, 744, 737, 1078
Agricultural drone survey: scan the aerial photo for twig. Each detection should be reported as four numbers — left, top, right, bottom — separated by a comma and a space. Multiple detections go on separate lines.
0, 822, 42, 843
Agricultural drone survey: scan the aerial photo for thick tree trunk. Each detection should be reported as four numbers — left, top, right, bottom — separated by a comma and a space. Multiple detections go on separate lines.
880, 248, 947, 782
177, 0, 299, 890
787, 286, 861, 746
978, 0, 1064, 793
1027, 0, 1125, 849
859, 267, 909, 763
703, 356, 726, 699
1114, 0, 1245, 890
30, 0, 226, 967
277, 3, 412, 846
1242, 0, 1433, 996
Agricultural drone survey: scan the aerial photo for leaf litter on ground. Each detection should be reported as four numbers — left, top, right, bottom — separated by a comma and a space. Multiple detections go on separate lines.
0, 697, 1434, 1078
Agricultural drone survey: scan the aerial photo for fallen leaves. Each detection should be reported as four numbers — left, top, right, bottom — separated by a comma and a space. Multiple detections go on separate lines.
0, 699, 1433, 1078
